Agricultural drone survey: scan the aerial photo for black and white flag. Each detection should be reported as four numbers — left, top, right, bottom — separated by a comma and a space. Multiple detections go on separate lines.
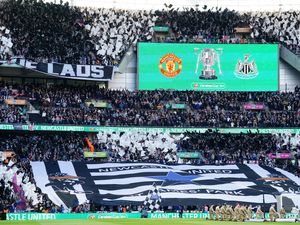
143, 183, 162, 211
30, 162, 300, 208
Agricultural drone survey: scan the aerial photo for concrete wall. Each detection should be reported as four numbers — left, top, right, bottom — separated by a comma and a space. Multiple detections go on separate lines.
108, 54, 137, 91
279, 59, 300, 92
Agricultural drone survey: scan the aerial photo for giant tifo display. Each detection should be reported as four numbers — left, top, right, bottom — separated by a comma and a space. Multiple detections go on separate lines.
138, 43, 279, 91
30, 162, 300, 208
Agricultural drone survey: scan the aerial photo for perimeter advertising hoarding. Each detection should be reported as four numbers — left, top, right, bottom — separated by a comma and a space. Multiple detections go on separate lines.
84, 152, 108, 158
0, 124, 299, 134
6, 212, 300, 220
138, 43, 278, 91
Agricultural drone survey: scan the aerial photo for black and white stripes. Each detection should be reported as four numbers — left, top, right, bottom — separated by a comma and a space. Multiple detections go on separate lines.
30, 162, 300, 208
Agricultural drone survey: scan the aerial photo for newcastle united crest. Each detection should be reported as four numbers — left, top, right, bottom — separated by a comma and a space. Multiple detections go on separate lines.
159, 53, 182, 78
234, 54, 258, 79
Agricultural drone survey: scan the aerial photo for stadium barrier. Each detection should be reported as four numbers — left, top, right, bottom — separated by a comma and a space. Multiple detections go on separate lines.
6, 212, 300, 221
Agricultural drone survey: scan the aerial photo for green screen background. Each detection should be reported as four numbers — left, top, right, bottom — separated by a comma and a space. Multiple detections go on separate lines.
138, 43, 279, 91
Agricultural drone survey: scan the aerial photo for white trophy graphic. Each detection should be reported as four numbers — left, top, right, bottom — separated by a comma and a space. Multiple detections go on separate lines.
194, 48, 222, 80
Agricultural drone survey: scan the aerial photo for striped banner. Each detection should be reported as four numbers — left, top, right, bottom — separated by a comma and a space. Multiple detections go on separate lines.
30, 162, 300, 208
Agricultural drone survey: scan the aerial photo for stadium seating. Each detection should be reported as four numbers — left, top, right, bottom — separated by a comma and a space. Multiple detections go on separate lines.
1, 130, 299, 212
0, 93, 298, 209
0, 158, 54, 212
0, 0, 300, 64
0, 0, 299, 217
0, 84, 299, 127
250, 11, 300, 54
0, 131, 298, 165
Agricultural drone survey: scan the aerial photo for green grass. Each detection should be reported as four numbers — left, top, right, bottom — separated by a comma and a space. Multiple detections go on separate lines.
0, 219, 294, 225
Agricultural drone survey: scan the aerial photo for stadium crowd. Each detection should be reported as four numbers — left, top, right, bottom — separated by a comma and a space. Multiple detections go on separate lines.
0, 131, 298, 165
0, 0, 156, 65
0, 0, 300, 216
0, 106, 26, 124
0, 130, 299, 213
39, 108, 298, 127
0, 0, 88, 64
0, 84, 299, 127
0, 26, 12, 60
0, 0, 300, 65
155, 6, 248, 43
0, 132, 300, 212
21, 84, 298, 111
250, 11, 300, 54
81, 7, 156, 65
0, 156, 54, 213
0, 133, 84, 161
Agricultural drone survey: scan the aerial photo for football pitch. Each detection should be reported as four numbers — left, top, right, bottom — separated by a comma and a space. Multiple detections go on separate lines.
0, 219, 293, 225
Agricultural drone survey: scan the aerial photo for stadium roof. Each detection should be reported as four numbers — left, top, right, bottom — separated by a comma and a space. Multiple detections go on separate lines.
45, 0, 300, 11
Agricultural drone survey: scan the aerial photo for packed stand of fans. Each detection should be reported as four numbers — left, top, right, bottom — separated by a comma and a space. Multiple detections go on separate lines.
0, 83, 299, 127
0, 0, 156, 65
0, 84, 27, 123
179, 132, 300, 165
1, 0, 300, 65
23, 85, 298, 111
0, 131, 298, 165
95, 131, 178, 163
81, 8, 156, 65
0, 153, 55, 213
0, 105, 26, 124
95, 131, 300, 166
250, 11, 300, 54
0, 131, 299, 212
156, 6, 249, 43
0, 0, 88, 64
0, 133, 84, 161
38, 107, 299, 128
0, 26, 12, 60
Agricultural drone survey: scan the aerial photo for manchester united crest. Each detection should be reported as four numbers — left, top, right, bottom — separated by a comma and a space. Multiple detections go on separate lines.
234, 54, 258, 79
159, 53, 182, 78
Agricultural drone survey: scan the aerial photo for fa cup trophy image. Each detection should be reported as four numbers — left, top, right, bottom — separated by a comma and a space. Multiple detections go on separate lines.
194, 48, 223, 80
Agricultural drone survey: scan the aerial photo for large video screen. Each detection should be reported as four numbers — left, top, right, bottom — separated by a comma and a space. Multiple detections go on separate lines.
138, 43, 279, 91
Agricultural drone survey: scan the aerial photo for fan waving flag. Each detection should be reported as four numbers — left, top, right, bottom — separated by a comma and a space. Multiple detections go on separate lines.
30, 162, 300, 208
144, 183, 162, 211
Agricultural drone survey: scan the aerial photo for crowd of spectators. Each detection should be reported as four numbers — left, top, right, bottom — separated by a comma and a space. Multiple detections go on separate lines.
0, 0, 88, 64
0, 157, 54, 212
0, 130, 299, 212
250, 11, 300, 53
81, 8, 156, 65
0, 0, 156, 65
3, 83, 300, 109
95, 131, 300, 165
0, 133, 84, 161
7, 83, 298, 110
0, 105, 26, 124
0, 132, 82, 212
156, 6, 249, 43
0, 131, 298, 165
179, 132, 300, 165
0, 83, 299, 127
0, 26, 12, 60
0, 0, 300, 214
1, 0, 300, 65
38, 107, 299, 128
95, 131, 178, 163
